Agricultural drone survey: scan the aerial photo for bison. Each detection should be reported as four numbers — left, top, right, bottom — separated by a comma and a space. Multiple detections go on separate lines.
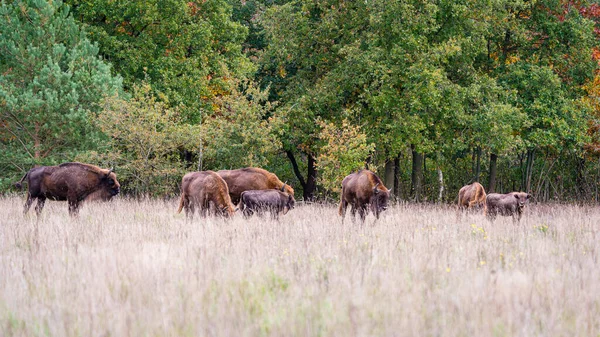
458, 182, 487, 211
217, 167, 294, 205
239, 188, 296, 220
485, 192, 532, 222
339, 169, 390, 224
14, 162, 120, 216
177, 170, 236, 219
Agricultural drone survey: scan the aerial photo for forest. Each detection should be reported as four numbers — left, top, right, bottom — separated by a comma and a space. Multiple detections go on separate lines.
1, 0, 600, 202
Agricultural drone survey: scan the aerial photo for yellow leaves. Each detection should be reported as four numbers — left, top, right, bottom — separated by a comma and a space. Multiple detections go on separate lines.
278, 65, 286, 78
505, 55, 520, 65
315, 118, 374, 192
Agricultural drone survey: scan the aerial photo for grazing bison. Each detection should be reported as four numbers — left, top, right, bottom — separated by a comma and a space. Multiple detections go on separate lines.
485, 192, 532, 222
217, 168, 294, 205
239, 188, 296, 220
177, 171, 236, 219
14, 162, 120, 216
458, 182, 487, 211
339, 170, 390, 223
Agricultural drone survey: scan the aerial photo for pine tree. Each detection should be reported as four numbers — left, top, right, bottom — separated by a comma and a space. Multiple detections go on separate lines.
0, 0, 123, 189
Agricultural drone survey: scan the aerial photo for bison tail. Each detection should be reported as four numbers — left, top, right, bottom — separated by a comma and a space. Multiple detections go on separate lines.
14, 172, 28, 190
239, 192, 246, 211
177, 194, 185, 213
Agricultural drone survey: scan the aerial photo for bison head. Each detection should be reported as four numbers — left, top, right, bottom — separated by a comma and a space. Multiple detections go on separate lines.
283, 194, 296, 215
103, 168, 121, 197
513, 192, 531, 210
218, 205, 236, 218
370, 183, 390, 219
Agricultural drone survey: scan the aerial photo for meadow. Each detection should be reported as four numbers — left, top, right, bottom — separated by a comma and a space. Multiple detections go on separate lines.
0, 196, 599, 336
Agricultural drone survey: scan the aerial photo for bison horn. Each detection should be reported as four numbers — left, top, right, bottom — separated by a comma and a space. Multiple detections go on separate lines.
281, 182, 287, 192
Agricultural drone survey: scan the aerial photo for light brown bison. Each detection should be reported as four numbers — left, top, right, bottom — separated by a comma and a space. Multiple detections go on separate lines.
239, 188, 296, 220
217, 167, 294, 205
14, 162, 120, 216
177, 170, 236, 219
339, 169, 390, 223
458, 182, 487, 211
485, 192, 532, 222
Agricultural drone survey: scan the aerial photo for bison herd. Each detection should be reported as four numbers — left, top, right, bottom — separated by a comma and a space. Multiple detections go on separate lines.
14, 162, 531, 222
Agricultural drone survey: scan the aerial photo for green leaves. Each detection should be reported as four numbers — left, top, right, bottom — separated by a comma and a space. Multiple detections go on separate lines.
0, 0, 122, 189
89, 82, 200, 196
68, 0, 254, 123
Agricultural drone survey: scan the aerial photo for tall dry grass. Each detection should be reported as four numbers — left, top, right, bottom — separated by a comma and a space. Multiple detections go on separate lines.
0, 196, 599, 336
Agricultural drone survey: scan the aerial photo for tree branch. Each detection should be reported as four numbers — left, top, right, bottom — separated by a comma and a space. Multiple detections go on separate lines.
285, 149, 306, 189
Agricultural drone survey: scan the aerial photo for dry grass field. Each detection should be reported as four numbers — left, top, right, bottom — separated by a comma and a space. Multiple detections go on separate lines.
0, 196, 599, 337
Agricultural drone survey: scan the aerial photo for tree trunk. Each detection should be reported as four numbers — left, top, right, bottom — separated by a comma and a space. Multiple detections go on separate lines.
576, 155, 587, 201
305, 154, 316, 201
285, 150, 316, 201
436, 152, 444, 203
411, 146, 424, 202
474, 146, 482, 182
394, 155, 401, 200
488, 153, 498, 193
525, 149, 535, 192
384, 160, 394, 193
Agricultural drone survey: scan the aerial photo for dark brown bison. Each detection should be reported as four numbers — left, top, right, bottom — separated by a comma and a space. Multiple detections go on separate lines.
339, 170, 390, 223
217, 168, 294, 205
239, 188, 296, 220
177, 170, 236, 219
485, 192, 532, 222
14, 162, 120, 216
458, 182, 487, 211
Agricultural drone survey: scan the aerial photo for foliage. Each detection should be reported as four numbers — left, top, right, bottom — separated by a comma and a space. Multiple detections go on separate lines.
67, 0, 254, 123
201, 81, 281, 169
315, 118, 374, 193
86, 82, 200, 196
0, 0, 122, 189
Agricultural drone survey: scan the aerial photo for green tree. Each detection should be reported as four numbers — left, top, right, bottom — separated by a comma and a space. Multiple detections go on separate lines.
316, 118, 374, 194
201, 81, 281, 169
0, 0, 122, 189
85, 82, 200, 196
67, 0, 254, 123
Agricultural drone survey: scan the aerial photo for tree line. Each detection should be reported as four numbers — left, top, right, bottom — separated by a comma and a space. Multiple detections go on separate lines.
1, 0, 600, 202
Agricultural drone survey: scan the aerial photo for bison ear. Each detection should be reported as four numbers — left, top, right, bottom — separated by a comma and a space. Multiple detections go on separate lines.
527, 194, 532, 199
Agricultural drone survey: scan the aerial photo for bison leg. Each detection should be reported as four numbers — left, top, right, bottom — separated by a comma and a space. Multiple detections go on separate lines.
68, 198, 81, 217
186, 200, 195, 220
242, 206, 253, 219
340, 199, 348, 224
34, 197, 46, 216
23, 194, 35, 215
350, 205, 357, 224
514, 211, 523, 224
199, 198, 209, 218
358, 206, 367, 224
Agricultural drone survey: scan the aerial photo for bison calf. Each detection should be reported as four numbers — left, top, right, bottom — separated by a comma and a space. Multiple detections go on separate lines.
177, 171, 236, 219
15, 162, 120, 216
458, 182, 487, 212
485, 192, 532, 222
339, 169, 390, 224
239, 188, 296, 220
